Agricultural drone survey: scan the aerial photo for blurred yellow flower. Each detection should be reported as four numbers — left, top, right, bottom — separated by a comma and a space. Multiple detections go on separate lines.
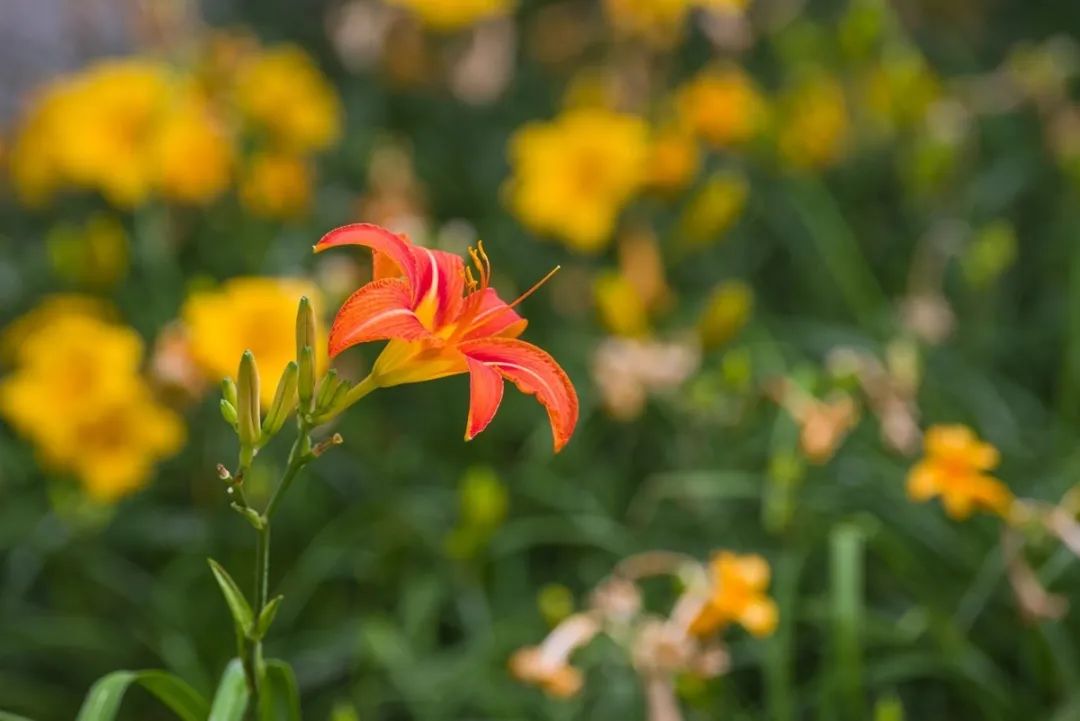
0, 298, 183, 502
507, 108, 648, 252
677, 67, 766, 148
240, 152, 314, 219
908, 424, 1012, 520
603, 0, 690, 47
678, 171, 749, 248
645, 126, 700, 193
9, 58, 235, 207
698, 280, 752, 349
387, 0, 515, 31
594, 271, 650, 337
234, 45, 342, 153
777, 75, 850, 171
689, 551, 778, 638
861, 52, 940, 135
153, 90, 233, 204
182, 277, 325, 407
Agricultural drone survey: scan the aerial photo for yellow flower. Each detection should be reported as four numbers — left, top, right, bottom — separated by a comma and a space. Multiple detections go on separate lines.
239, 152, 313, 219
233, 45, 342, 153
9, 58, 236, 207
507, 108, 648, 252
676, 66, 766, 148
594, 271, 650, 337
0, 299, 184, 502
678, 170, 749, 248
154, 90, 233, 204
645, 126, 700, 193
907, 424, 1012, 520
387, 0, 515, 31
690, 551, 778, 638
182, 278, 325, 407
54, 59, 173, 206
777, 74, 850, 171
698, 280, 752, 349
603, 0, 691, 47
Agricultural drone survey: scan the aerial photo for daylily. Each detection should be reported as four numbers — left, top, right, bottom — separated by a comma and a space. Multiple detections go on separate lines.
314, 223, 578, 451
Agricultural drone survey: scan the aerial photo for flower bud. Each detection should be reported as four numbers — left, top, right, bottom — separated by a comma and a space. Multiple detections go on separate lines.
237, 350, 261, 447
296, 296, 316, 360
298, 345, 316, 413
222, 377, 238, 408
220, 398, 239, 429
315, 369, 343, 412
262, 361, 299, 440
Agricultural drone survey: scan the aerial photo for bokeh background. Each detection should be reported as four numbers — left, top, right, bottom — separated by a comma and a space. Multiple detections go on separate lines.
3, 0, 1080, 719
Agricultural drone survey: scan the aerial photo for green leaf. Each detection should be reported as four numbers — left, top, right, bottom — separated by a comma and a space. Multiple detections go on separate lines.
208, 558, 254, 635
0, 711, 39, 721
254, 595, 284, 640
259, 660, 301, 721
74, 670, 207, 721
208, 659, 249, 721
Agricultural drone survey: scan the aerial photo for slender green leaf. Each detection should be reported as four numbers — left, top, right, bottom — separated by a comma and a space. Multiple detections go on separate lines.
208, 558, 254, 635
254, 595, 284, 640
830, 523, 866, 721
74, 670, 207, 721
259, 660, 301, 721
208, 659, 249, 721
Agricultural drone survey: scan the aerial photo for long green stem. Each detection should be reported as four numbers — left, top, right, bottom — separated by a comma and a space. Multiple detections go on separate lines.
236, 375, 378, 718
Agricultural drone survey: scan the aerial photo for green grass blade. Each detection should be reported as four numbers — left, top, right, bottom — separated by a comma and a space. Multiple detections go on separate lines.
208, 659, 249, 721
74, 670, 208, 721
260, 660, 301, 721
830, 523, 866, 720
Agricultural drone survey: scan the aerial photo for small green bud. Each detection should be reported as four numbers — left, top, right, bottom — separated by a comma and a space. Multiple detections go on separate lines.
237, 350, 261, 448
318, 377, 352, 418
296, 296, 316, 360
315, 369, 342, 412
298, 345, 316, 413
221, 377, 238, 408
261, 361, 298, 440
219, 398, 238, 429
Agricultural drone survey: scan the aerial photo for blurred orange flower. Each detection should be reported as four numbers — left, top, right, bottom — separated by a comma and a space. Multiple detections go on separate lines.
316, 223, 578, 451
908, 424, 1012, 520
689, 551, 778, 638
677, 66, 766, 148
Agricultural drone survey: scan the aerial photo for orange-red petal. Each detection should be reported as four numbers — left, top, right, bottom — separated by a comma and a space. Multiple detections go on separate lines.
460, 288, 528, 340
412, 245, 465, 328
315, 224, 420, 302
328, 278, 431, 358
465, 356, 504, 441
459, 337, 578, 452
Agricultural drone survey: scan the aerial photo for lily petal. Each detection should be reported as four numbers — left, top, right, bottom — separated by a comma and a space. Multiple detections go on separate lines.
465, 356, 504, 441
329, 278, 431, 358
412, 246, 465, 329
315, 224, 420, 301
459, 337, 578, 452
460, 288, 528, 340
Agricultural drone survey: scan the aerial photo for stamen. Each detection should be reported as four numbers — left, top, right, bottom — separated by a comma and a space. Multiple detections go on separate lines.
508, 265, 561, 309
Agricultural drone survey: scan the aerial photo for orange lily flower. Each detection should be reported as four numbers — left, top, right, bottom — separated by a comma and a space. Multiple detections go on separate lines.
315, 223, 579, 451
